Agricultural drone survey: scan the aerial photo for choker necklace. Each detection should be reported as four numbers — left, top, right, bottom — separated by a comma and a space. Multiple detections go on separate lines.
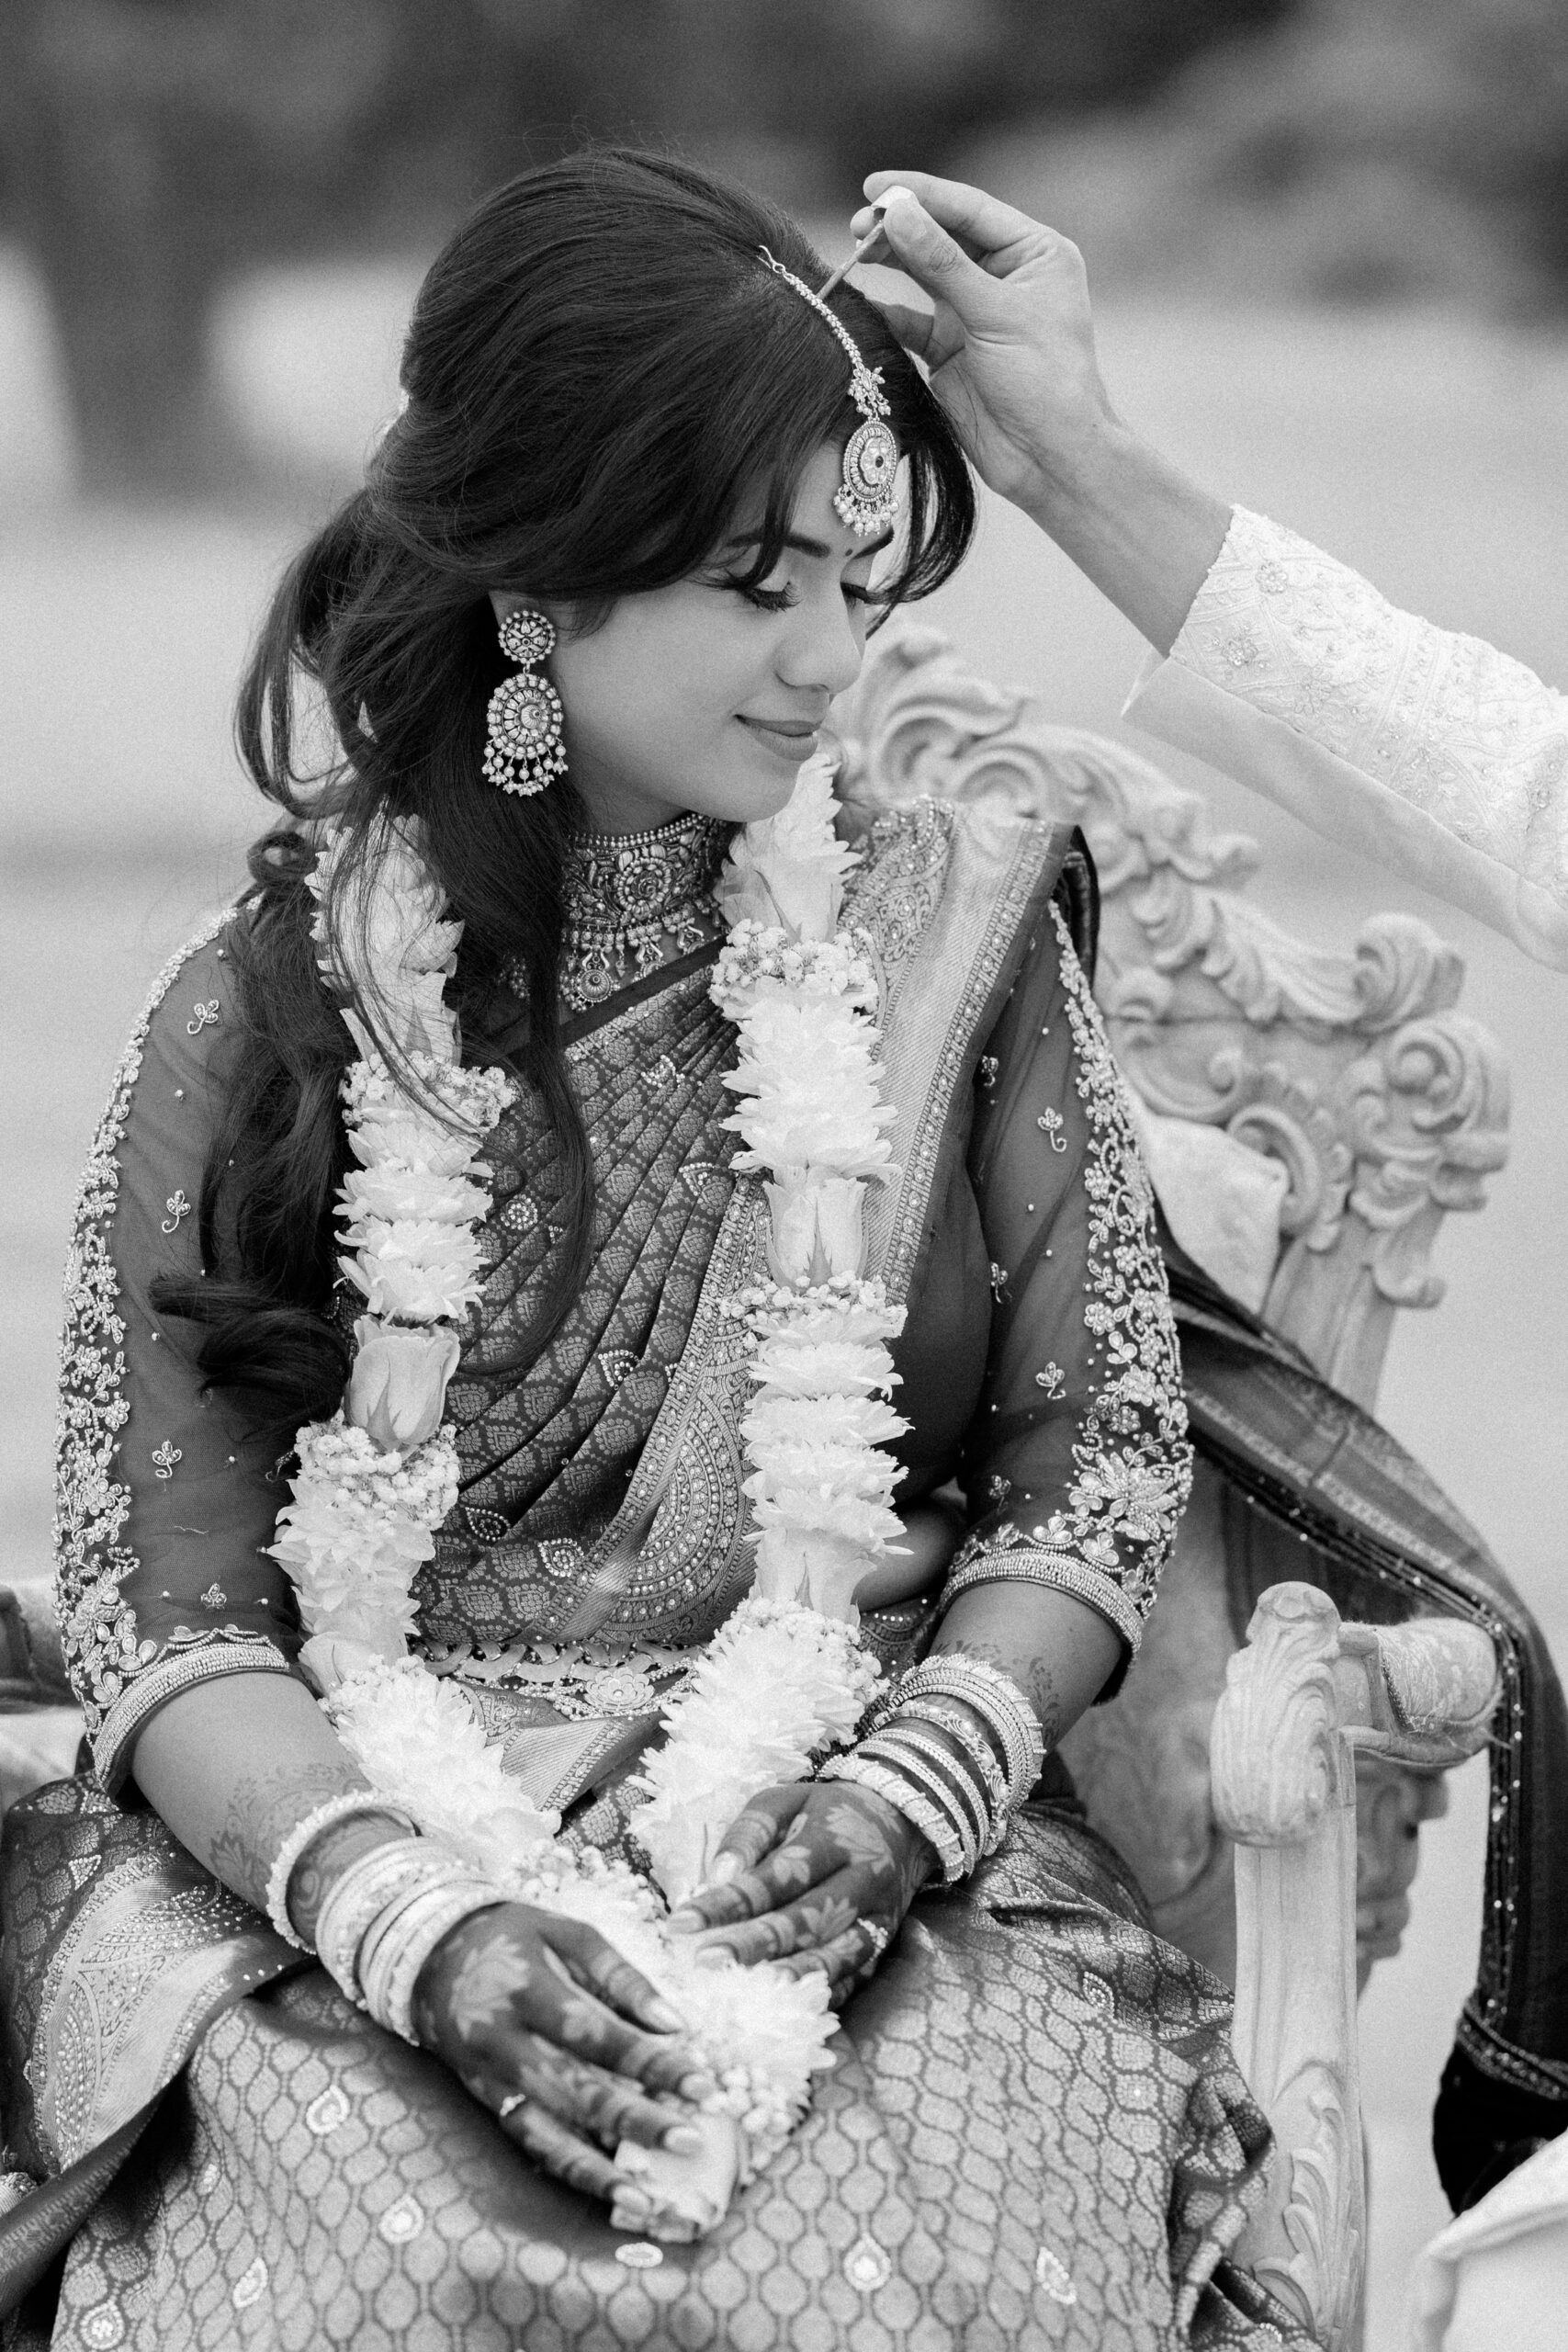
558, 812, 729, 1012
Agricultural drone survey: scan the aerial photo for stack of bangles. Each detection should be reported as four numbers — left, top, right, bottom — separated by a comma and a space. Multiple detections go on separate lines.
265, 1795, 507, 2044
817, 1655, 1045, 1886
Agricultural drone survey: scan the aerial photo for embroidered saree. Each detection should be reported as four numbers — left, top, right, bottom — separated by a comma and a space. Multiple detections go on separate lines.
2, 775, 1314, 2348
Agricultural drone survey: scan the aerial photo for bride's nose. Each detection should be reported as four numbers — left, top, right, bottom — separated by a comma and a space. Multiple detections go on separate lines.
775, 586, 864, 701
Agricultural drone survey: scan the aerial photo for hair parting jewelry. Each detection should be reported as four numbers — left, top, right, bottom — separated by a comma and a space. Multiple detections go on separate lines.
482, 606, 570, 797
758, 249, 900, 538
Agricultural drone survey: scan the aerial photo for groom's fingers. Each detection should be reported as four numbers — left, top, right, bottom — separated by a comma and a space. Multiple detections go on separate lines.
863, 294, 940, 361
858, 171, 1050, 268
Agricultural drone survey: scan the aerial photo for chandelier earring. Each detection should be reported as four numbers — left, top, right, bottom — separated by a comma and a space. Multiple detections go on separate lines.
482, 606, 569, 797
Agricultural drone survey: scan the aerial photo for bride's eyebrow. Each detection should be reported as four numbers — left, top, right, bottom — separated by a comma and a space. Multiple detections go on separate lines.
721, 526, 897, 561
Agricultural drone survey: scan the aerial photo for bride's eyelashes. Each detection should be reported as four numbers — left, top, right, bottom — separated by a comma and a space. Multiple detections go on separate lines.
718, 575, 886, 614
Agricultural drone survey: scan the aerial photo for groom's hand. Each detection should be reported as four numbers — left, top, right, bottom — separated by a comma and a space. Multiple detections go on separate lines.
854, 169, 1232, 652
852, 172, 1115, 518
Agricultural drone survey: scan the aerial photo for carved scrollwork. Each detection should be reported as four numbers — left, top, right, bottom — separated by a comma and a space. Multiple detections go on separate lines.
1212, 1583, 1347, 1846
837, 617, 1511, 1409
1263, 2075, 1365, 2346
1337, 1011, 1510, 1310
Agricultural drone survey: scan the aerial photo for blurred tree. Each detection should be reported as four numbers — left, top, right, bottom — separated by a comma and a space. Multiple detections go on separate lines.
0, 0, 1294, 492
0, 0, 502, 490
958, 0, 1568, 315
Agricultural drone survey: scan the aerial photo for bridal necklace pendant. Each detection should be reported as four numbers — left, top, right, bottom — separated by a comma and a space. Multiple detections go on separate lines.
558, 812, 729, 1012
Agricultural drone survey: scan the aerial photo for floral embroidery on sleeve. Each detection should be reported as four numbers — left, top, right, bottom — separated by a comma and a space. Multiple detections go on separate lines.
944, 906, 1191, 1650
1173, 507, 1568, 910
54, 913, 295, 1760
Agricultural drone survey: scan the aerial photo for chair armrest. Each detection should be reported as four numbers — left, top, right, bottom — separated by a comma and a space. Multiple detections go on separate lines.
1210, 1582, 1497, 2351
0, 1584, 73, 1708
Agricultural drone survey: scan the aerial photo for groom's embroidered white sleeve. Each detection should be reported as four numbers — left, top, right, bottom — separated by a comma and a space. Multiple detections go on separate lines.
1123, 506, 1568, 969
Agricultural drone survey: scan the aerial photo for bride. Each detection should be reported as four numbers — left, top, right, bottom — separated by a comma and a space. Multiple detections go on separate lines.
3, 149, 1312, 2348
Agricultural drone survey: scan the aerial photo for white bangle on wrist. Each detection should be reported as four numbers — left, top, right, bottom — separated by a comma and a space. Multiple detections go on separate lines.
263, 1792, 419, 1952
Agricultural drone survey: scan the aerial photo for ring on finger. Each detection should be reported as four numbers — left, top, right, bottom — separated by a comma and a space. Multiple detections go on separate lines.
858, 1919, 889, 1957
498, 2091, 526, 2120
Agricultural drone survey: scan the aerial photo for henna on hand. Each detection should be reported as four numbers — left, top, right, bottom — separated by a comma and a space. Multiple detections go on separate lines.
410, 1903, 718, 2208
666, 1781, 935, 1986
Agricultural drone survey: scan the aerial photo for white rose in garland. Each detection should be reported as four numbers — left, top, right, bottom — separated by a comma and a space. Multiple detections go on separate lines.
267, 759, 915, 2236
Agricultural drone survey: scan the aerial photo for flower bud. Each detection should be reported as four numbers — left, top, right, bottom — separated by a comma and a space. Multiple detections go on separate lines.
762, 1177, 865, 1287
344, 1320, 460, 1449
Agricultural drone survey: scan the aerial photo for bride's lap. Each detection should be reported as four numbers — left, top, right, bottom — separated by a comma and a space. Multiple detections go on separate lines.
38, 1802, 1303, 2352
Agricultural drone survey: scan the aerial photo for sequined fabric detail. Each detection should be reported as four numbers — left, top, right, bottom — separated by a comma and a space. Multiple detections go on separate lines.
840, 797, 954, 972
946, 906, 1192, 1642
52, 914, 230, 1739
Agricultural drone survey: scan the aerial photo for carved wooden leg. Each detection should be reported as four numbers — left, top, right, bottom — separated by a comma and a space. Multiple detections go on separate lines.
1211, 1582, 1498, 2352
1212, 1583, 1365, 2349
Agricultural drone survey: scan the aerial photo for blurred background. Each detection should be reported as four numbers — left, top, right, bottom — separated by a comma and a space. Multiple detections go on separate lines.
3, 4, 1566, 2341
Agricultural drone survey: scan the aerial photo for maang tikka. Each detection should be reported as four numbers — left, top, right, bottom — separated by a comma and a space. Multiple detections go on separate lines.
482, 607, 569, 796
760, 250, 900, 537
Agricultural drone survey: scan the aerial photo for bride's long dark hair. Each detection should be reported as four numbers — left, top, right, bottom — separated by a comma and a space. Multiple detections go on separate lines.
155, 146, 976, 1434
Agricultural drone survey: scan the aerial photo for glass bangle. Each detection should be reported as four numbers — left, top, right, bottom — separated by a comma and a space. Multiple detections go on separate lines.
886, 1698, 1010, 1833
264, 1792, 419, 1953
819, 1753, 967, 1884
855, 1735, 983, 1872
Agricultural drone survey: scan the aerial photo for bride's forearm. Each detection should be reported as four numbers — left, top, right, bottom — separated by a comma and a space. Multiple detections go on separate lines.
931, 1580, 1122, 1750
131, 1673, 414, 1937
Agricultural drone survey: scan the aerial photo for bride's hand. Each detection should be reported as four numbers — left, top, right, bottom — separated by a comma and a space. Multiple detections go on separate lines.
665, 1781, 937, 2007
412, 1902, 718, 2221
849, 171, 1115, 518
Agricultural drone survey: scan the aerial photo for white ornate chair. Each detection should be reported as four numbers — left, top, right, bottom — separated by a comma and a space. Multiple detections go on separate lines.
837, 626, 1506, 2351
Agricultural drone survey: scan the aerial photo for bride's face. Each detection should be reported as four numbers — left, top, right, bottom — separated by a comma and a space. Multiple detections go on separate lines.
494, 444, 891, 835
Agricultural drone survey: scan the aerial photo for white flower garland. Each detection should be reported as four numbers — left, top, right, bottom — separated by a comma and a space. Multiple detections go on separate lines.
268, 758, 911, 2233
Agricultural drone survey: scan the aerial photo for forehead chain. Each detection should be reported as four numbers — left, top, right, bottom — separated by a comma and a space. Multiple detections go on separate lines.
760, 249, 891, 425
758, 248, 900, 537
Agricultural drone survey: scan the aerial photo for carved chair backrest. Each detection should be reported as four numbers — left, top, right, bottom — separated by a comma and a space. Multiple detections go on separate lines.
835, 625, 1510, 1981
837, 619, 1509, 1412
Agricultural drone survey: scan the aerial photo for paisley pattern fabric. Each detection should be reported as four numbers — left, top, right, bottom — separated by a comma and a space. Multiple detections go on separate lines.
425, 961, 743, 1651
4, 1786, 1313, 2352
1126, 504, 1568, 967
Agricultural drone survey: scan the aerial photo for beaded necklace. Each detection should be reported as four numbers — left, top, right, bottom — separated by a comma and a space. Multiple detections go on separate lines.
557, 810, 729, 1010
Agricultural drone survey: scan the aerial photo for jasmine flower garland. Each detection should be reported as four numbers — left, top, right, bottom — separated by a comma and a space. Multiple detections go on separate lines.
267, 755, 913, 2235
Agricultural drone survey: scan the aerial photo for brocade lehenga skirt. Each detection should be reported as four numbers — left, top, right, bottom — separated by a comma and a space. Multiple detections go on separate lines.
0, 1770, 1315, 2352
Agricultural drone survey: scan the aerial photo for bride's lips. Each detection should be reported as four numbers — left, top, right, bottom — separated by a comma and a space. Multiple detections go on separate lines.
737, 715, 820, 763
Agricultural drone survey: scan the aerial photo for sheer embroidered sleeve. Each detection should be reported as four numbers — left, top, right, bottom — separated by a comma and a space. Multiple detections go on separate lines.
1124, 506, 1568, 968
944, 901, 1192, 1668
55, 918, 305, 1791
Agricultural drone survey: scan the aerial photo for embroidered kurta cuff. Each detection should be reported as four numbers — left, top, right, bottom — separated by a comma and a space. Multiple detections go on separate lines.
939, 1541, 1145, 1658
1124, 505, 1568, 971
93, 1634, 301, 1792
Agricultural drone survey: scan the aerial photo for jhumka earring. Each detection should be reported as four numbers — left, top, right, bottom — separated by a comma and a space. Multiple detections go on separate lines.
481, 607, 569, 797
